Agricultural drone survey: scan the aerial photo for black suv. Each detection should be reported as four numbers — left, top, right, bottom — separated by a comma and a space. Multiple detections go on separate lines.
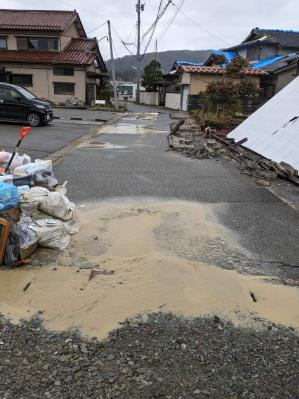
0, 83, 53, 127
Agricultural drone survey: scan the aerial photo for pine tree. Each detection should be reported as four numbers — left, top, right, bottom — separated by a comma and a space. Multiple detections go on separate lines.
142, 60, 163, 92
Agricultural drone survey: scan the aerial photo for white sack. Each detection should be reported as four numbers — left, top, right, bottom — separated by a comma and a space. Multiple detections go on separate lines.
32, 219, 71, 250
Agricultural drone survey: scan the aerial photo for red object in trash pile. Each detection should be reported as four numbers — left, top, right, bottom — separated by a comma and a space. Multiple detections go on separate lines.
19, 126, 32, 140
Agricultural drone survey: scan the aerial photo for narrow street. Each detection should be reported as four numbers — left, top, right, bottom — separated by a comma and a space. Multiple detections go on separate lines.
0, 105, 299, 398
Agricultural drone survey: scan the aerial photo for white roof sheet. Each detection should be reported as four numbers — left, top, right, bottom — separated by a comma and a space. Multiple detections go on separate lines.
228, 77, 299, 170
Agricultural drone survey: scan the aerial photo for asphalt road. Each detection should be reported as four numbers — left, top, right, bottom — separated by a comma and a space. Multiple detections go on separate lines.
0, 108, 119, 160
53, 107, 122, 122
54, 105, 299, 281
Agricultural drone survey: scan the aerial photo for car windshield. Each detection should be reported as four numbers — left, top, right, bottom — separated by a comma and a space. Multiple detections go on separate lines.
17, 86, 37, 100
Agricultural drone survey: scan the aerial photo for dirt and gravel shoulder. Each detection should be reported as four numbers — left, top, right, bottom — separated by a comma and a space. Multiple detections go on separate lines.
0, 313, 298, 399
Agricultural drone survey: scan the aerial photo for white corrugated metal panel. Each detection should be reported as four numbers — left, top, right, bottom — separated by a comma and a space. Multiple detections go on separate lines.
228, 77, 299, 170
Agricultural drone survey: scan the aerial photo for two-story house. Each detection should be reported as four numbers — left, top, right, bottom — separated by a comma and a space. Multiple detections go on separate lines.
223, 28, 299, 62
0, 9, 107, 106
223, 28, 299, 97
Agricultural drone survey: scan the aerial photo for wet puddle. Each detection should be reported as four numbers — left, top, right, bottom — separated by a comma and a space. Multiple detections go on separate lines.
98, 123, 166, 135
122, 112, 159, 121
78, 141, 128, 150
0, 200, 298, 339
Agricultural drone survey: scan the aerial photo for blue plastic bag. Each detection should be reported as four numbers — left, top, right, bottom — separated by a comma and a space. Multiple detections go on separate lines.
0, 182, 20, 211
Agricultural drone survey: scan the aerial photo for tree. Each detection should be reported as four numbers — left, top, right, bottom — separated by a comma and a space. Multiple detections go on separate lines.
142, 60, 163, 92
98, 79, 113, 106
206, 56, 260, 114
206, 80, 239, 108
207, 53, 228, 66
226, 55, 249, 75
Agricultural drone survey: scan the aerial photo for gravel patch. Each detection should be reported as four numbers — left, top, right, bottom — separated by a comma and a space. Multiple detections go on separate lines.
0, 313, 298, 399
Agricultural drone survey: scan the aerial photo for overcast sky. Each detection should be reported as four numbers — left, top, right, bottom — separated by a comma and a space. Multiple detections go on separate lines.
1, 0, 299, 60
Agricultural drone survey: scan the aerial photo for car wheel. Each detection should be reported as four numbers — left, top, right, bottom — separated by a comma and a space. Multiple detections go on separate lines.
27, 112, 41, 127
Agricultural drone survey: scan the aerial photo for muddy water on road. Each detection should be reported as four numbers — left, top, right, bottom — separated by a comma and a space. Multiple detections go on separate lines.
0, 200, 298, 339
98, 123, 167, 135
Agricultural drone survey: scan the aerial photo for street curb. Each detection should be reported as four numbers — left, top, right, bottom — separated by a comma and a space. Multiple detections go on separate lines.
47, 112, 128, 164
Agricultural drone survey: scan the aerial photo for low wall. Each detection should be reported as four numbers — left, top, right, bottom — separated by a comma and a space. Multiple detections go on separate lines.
165, 92, 181, 110
140, 91, 159, 106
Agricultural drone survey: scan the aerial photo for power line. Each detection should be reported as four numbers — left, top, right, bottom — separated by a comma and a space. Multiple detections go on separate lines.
173, 4, 233, 46
111, 24, 136, 56
140, 0, 172, 60
122, 24, 138, 46
141, 0, 163, 41
158, 0, 184, 41
87, 21, 107, 35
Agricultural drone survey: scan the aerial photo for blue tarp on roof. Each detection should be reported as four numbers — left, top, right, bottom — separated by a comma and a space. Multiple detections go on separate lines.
252, 55, 284, 68
211, 50, 238, 63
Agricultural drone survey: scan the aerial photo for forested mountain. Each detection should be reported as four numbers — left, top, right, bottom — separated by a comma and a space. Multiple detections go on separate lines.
105, 49, 212, 81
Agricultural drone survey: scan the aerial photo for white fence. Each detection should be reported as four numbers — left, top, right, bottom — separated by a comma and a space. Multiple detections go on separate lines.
165, 93, 181, 110
140, 91, 159, 106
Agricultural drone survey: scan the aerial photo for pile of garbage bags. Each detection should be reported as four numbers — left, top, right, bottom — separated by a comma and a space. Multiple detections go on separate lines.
0, 153, 79, 267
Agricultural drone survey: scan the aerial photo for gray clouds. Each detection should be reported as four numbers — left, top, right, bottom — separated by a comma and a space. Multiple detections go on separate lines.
0, 0, 298, 59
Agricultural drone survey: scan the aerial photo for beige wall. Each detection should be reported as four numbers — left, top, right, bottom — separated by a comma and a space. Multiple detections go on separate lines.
165, 92, 181, 110
140, 91, 159, 106
181, 72, 191, 84
189, 73, 223, 95
1, 63, 89, 104
188, 73, 260, 95
60, 23, 81, 50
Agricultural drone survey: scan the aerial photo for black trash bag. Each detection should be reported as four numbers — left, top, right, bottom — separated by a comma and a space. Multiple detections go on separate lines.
2, 213, 21, 267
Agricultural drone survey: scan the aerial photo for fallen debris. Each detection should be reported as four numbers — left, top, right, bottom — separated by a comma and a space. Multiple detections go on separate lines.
250, 291, 257, 303
88, 269, 115, 281
168, 115, 299, 186
23, 282, 31, 292
0, 127, 80, 267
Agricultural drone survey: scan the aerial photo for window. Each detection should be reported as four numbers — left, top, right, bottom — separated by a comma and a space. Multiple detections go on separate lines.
17, 37, 59, 51
0, 86, 19, 100
11, 74, 33, 87
0, 37, 7, 49
53, 82, 75, 95
53, 66, 74, 76
247, 47, 259, 61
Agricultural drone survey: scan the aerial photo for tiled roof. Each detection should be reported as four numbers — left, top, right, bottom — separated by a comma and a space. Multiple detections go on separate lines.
247, 28, 299, 49
54, 50, 95, 65
0, 39, 98, 65
66, 38, 97, 52
179, 65, 267, 76
0, 9, 77, 32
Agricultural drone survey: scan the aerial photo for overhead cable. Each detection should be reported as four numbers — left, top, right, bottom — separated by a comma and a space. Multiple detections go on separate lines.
174, 4, 233, 46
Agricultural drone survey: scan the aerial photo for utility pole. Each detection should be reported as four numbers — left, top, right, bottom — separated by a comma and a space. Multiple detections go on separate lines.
107, 20, 119, 110
136, 1, 144, 104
